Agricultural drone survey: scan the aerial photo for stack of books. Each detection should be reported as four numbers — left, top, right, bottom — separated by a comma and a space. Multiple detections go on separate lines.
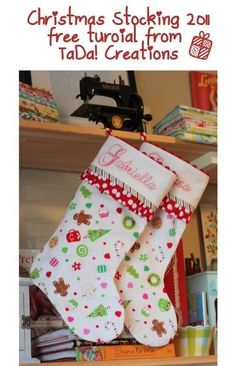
32, 327, 175, 362
153, 105, 217, 145
19, 82, 59, 123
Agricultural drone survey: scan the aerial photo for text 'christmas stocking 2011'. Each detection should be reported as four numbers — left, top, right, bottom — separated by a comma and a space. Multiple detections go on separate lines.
30, 136, 176, 342
115, 142, 209, 347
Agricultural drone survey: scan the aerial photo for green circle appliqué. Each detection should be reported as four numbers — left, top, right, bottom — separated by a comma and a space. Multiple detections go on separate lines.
123, 215, 136, 229
76, 244, 88, 257
147, 273, 161, 287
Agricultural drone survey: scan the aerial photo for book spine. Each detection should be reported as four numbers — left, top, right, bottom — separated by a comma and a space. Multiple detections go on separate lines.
190, 71, 217, 112
188, 291, 209, 326
75, 344, 175, 361
170, 132, 217, 145
76, 338, 139, 347
202, 292, 209, 326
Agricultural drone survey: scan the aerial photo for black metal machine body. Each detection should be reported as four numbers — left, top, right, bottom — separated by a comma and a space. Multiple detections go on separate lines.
71, 75, 152, 131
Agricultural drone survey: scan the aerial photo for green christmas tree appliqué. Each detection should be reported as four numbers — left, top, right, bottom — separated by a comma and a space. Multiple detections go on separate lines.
88, 304, 108, 317
80, 186, 92, 198
88, 229, 111, 242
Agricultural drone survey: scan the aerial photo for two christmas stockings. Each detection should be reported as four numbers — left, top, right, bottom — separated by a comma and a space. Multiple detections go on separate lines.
30, 136, 209, 345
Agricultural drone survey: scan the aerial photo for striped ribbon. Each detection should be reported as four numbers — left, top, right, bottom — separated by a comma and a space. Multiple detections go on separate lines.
90, 163, 156, 212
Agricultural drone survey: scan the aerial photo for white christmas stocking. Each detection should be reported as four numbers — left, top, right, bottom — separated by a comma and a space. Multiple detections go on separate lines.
30, 136, 176, 342
115, 142, 209, 346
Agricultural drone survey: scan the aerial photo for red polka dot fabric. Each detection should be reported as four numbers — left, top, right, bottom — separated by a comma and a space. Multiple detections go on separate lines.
81, 167, 155, 222
159, 194, 193, 224
81, 167, 193, 224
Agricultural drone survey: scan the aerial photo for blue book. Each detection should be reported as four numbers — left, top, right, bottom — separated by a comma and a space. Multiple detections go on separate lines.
188, 291, 208, 326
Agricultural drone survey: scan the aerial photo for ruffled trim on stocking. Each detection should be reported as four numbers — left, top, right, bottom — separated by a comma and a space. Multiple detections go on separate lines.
81, 166, 156, 222
159, 192, 194, 224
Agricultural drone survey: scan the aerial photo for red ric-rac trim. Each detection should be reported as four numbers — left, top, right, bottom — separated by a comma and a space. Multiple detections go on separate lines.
81, 167, 155, 222
159, 193, 193, 224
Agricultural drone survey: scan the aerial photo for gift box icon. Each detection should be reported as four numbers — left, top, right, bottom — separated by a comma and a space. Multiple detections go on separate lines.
189, 31, 213, 60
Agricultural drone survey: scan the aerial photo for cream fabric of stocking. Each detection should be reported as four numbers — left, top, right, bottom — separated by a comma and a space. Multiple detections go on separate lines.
115, 142, 209, 346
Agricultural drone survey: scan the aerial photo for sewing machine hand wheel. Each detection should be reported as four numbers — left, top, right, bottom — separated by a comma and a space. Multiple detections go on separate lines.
127, 94, 153, 131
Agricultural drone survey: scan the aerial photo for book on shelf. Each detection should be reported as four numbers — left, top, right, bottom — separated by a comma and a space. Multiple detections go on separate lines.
32, 328, 137, 350
32, 328, 78, 348
187, 272, 217, 327
38, 350, 76, 362
32, 326, 135, 348
153, 104, 217, 134
32, 325, 175, 361
19, 81, 59, 123
156, 117, 217, 137
169, 131, 217, 145
36, 343, 175, 362
30, 315, 65, 333
76, 343, 175, 361
153, 104, 217, 145
187, 291, 208, 326
190, 71, 217, 112
33, 340, 75, 356
33, 338, 139, 356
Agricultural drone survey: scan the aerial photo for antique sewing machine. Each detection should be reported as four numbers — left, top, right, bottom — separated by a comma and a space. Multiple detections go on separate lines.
71, 74, 152, 131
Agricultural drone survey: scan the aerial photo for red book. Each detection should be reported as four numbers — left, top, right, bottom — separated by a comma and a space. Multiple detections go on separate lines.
164, 239, 189, 326
190, 71, 217, 112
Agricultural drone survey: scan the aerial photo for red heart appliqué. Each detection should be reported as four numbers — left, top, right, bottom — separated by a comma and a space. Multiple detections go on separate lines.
167, 242, 173, 249
46, 271, 52, 278
116, 208, 122, 214
115, 311, 122, 318
104, 253, 111, 259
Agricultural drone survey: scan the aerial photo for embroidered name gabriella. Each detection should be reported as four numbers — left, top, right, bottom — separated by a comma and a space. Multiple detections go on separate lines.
98, 144, 157, 190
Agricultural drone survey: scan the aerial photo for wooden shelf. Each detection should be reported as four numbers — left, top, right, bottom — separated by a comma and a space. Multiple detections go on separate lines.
19, 120, 217, 183
20, 355, 217, 366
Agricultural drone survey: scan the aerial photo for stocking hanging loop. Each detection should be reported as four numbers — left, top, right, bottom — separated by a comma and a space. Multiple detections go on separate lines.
105, 128, 113, 136
139, 132, 147, 142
